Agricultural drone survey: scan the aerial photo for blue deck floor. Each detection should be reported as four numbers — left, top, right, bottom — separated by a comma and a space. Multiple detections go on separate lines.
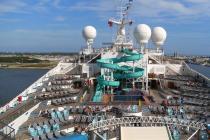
57, 134, 88, 140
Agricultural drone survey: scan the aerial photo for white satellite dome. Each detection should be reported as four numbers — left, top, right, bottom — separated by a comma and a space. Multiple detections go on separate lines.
133, 24, 151, 44
151, 27, 167, 46
82, 26, 97, 40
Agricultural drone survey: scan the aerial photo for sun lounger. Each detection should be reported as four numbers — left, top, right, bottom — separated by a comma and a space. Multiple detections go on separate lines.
60, 131, 68, 136
54, 118, 60, 124
49, 119, 55, 126
46, 132, 55, 140
53, 131, 62, 138
28, 127, 38, 138
40, 134, 48, 140
52, 123, 60, 132
43, 124, 51, 133
32, 136, 39, 140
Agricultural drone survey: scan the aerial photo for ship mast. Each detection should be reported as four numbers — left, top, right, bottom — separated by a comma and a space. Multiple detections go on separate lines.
108, 0, 133, 44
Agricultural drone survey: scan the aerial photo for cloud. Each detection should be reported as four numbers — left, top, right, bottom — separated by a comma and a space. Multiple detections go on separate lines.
0, 18, 22, 23
0, 0, 62, 15
0, 0, 28, 14
55, 16, 65, 22
69, 0, 210, 23
52, 0, 60, 8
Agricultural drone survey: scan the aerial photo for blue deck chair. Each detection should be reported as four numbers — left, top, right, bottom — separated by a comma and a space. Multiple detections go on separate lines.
63, 109, 69, 118
56, 111, 63, 119
28, 127, 38, 138
37, 126, 44, 136
51, 111, 57, 119
43, 124, 51, 133
52, 123, 60, 131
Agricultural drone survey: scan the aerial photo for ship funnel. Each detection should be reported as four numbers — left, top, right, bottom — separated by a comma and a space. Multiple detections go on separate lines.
82, 26, 97, 52
151, 27, 167, 51
134, 24, 151, 53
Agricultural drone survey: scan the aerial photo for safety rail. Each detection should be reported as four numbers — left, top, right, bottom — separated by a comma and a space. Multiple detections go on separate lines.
58, 63, 78, 74
166, 63, 181, 75
148, 54, 161, 64
0, 99, 37, 125
0, 121, 15, 139
87, 116, 206, 131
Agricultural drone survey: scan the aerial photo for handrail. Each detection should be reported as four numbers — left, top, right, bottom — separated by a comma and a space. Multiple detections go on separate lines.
0, 99, 36, 125
183, 62, 210, 81
0, 120, 15, 138
88, 116, 206, 131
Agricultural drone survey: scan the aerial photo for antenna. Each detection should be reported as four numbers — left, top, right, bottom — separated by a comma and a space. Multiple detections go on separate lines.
108, 0, 133, 44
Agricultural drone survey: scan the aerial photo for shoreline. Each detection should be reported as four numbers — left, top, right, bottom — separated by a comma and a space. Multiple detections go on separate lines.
0, 62, 57, 70
0, 67, 53, 70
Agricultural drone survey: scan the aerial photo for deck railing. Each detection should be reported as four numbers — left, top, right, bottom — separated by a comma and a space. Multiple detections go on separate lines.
0, 120, 15, 139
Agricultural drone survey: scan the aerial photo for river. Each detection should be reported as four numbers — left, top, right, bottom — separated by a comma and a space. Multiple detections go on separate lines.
0, 68, 48, 107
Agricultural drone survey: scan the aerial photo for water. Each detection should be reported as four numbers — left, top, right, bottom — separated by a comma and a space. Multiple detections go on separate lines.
0, 68, 48, 107
188, 63, 210, 79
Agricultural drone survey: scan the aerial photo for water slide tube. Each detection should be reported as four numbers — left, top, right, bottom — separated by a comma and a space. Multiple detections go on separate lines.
93, 49, 144, 102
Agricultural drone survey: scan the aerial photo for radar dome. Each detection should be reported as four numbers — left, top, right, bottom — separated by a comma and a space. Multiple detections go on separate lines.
151, 27, 167, 46
82, 26, 97, 40
133, 24, 151, 44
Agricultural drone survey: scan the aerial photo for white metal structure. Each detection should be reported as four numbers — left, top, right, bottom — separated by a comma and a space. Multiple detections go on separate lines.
87, 116, 206, 131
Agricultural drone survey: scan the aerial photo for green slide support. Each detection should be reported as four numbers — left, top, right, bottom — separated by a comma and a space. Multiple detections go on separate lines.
93, 49, 144, 102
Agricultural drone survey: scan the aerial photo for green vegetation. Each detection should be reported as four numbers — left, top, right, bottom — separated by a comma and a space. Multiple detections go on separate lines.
0, 52, 78, 56
0, 56, 46, 63
0, 56, 58, 69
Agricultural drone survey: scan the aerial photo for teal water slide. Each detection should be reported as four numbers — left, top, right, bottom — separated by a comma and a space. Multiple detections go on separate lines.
93, 49, 144, 102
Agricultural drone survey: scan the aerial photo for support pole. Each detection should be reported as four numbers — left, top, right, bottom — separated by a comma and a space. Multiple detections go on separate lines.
146, 53, 149, 92
93, 131, 107, 140
133, 61, 135, 89
187, 130, 199, 140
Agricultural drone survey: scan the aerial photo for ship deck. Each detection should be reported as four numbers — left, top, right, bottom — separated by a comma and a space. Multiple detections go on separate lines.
0, 67, 209, 140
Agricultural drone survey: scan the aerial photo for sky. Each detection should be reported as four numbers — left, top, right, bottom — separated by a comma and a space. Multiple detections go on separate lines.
0, 0, 210, 55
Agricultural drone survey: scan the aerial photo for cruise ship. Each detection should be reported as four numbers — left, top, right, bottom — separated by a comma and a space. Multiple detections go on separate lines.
0, 0, 209, 140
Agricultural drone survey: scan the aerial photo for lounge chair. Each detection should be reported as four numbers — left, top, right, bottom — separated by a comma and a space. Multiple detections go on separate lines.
32, 123, 38, 128
78, 108, 84, 114
51, 111, 57, 119
43, 124, 51, 133
81, 116, 87, 123
40, 134, 48, 140
52, 123, 60, 131
44, 120, 50, 126
28, 127, 38, 138
60, 131, 68, 136
46, 132, 55, 140
37, 125, 44, 136
53, 131, 62, 138
32, 136, 39, 140
53, 118, 60, 124
49, 119, 55, 126
63, 108, 69, 119
56, 111, 67, 123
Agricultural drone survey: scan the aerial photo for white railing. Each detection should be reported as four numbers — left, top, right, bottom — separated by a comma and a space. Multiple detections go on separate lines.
57, 63, 78, 74
183, 62, 210, 81
88, 116, 206, 131
166, 63, 181, 75
0, 63, 63, 113
148, 54, 161, 64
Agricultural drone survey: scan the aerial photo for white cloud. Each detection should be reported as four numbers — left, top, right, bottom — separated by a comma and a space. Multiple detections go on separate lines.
0, 0, 28, 14
52, 0, 60, 8
55, 16, 65, 22
0, 18, 22, 23
69, 0, 210, 23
